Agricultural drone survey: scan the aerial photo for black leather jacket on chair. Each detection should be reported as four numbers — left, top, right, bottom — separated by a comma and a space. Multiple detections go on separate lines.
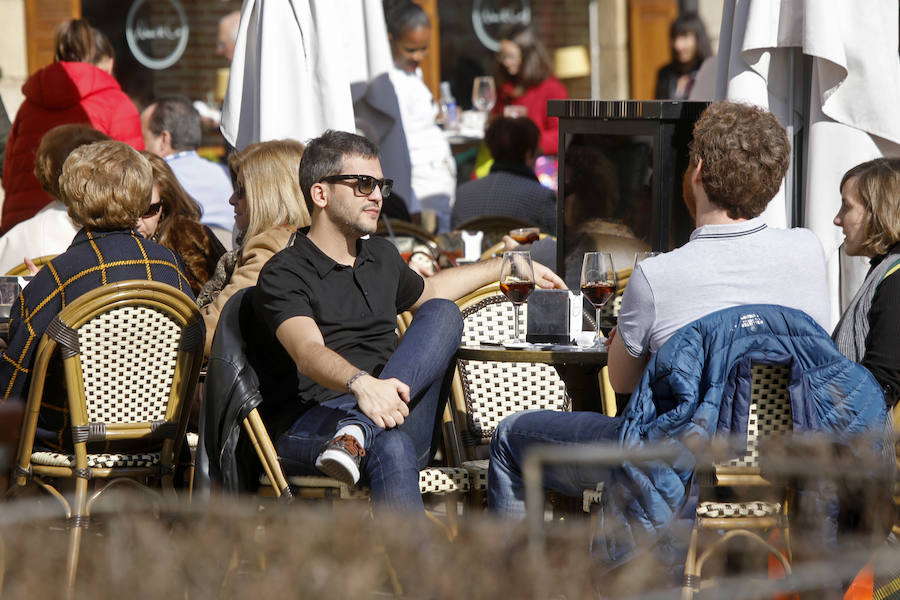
193, 286, 264, 497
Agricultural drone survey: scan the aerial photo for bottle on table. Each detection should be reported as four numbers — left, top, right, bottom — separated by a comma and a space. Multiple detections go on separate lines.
439, 81, 459, 133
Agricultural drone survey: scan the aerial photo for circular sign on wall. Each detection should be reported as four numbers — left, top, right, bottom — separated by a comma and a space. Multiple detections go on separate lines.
472, 0, 531, 52
125, 0, 189, 70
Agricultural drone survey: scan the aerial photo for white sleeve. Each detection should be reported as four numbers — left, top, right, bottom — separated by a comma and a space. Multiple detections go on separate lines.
616, 265, 655, 357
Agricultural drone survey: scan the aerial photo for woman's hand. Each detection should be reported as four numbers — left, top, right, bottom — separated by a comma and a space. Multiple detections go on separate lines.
24, 257, 39, 276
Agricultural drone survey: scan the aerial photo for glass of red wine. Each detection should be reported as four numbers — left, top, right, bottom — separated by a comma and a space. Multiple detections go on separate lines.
581, 252, 616, 347
499, 251, 535, 343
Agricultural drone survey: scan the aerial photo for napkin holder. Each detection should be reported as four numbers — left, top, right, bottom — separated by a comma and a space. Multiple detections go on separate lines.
526, 290, 581, 343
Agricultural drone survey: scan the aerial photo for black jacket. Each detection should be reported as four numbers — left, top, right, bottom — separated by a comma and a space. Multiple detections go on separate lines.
194, 287, 263, 496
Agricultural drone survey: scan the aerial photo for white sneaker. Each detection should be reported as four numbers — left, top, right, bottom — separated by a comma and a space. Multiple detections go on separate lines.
314, 434, 366, 485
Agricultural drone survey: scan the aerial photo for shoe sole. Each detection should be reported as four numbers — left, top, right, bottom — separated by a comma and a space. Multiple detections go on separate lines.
315, 456, 358, 486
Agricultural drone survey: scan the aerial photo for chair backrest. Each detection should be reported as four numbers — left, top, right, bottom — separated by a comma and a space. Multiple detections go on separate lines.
5, 254, 56, 276
453, 284, 568, 456
18, 280, 203, 467
720, 363, 793, 469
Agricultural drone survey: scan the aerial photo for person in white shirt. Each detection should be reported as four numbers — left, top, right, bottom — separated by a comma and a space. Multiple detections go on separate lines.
385, 2, 456, 233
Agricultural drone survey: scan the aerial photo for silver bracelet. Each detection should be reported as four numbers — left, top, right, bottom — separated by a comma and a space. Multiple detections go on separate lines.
346, 369, 369, 393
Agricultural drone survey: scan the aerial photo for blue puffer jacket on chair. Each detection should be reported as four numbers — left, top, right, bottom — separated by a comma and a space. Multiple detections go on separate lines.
593, 304, 891, 574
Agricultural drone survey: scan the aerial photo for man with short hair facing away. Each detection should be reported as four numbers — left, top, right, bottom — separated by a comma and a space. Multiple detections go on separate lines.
0, 141, 192, 452
451, 116, 556, 233
487, 101, 830, 515
141, 96, 234, 232
249, 130, 564, 514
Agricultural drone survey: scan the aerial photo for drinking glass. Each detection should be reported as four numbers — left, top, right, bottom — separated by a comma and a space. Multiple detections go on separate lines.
472, 76, 497, 113
580, 252, 616, 346
633, 251, 661, 269
499, 251, 535, 343
508, 227, 540, 244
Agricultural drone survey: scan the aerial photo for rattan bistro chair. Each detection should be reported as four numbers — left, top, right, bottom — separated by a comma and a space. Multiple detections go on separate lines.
681, 364, 794, 599
451, 284, 569, 503
10, 280, 204, 592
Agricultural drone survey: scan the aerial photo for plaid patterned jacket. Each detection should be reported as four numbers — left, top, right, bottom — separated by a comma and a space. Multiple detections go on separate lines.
0, 228, 193, 451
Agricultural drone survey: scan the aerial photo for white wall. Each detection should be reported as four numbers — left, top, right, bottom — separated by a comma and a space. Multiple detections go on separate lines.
698, 0, 723, 53
0, 0, 26, 115
0, 0, 26, 214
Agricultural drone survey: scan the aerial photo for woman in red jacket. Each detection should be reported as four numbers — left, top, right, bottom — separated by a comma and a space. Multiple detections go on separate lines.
1, 19, 143, 232
491, 25, 567, 156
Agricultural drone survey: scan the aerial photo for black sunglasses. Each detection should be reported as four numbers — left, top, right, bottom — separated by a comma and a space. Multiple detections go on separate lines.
142, 202, 163, 219
320, 174, 393, 198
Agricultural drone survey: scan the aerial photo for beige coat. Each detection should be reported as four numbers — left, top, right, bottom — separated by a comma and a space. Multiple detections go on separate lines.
201, 224, 296, 355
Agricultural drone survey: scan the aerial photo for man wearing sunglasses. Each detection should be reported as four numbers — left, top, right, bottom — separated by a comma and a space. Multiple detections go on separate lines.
248, 129, 563, 514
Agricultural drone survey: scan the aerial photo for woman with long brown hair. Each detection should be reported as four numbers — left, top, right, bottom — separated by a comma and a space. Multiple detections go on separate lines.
139, 153, 226, 295
654, 13, 712, 100
490, 25, 567, 156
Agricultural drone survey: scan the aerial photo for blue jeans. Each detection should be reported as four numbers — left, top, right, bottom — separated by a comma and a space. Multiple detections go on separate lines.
488, 409, 623, 516
277, 298, 463, 513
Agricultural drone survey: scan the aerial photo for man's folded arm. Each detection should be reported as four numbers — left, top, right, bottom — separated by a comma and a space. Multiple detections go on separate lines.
275, 315, 361, 392
274, 315, 410, 429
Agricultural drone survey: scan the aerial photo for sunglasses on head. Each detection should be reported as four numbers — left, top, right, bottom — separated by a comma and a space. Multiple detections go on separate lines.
319, 174, 393, 198
142, 202, 163, 219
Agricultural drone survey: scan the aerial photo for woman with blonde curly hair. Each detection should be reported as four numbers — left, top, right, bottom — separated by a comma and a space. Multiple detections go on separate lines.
832, 158, 900, 407
198, 139, 310, 354
138, 153, 226, 295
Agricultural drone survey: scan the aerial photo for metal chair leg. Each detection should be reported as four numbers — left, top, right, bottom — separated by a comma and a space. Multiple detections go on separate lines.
444, 492, 461, 539
64, 476, 89, 598
681, 522, 701, 600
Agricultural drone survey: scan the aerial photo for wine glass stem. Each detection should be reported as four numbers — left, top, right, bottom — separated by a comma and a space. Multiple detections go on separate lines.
595, 307, 602, 343
514, 304, 522, 342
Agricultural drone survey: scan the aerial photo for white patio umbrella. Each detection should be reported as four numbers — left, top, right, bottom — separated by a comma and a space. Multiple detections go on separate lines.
220, 0, 393, 151
714, 0, 900, 325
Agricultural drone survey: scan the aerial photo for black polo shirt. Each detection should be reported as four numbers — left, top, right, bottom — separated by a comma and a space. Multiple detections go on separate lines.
249, 228, 424, 434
